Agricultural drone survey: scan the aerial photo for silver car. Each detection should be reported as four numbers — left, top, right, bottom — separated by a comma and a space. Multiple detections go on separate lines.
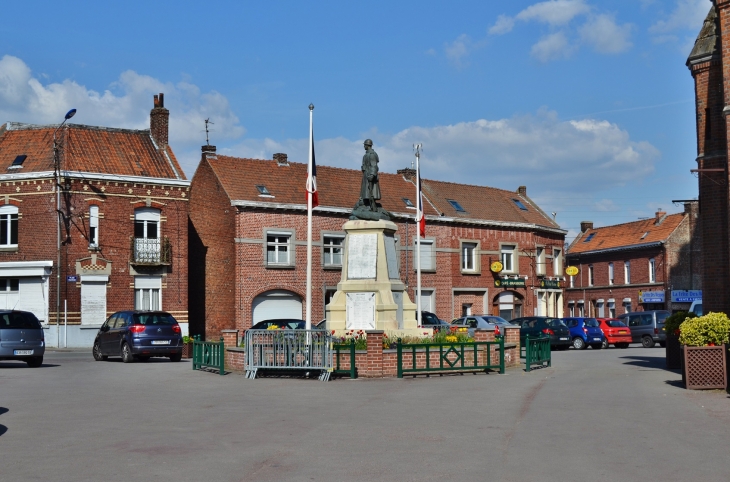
0, 310, 45, 367
451, 315, 511, 336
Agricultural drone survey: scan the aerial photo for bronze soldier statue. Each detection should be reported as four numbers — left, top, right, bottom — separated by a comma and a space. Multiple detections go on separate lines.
360, 139, 381, 211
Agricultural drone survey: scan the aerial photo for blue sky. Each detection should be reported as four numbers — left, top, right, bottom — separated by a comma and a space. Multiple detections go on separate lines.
0, 0, 710, 241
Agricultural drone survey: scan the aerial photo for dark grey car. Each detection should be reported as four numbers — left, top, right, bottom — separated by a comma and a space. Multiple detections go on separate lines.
618, 310, 670, 348
93, 311, 183, 363
0, 310, 45, 367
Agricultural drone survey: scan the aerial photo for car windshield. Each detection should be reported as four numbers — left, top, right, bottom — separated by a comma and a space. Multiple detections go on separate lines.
133, 313, 178, 326
546, 318, 566, 327
0, 312, 40, 329
584, 318, 599, 327
487, 316, 510, 324
606, 320, 627, 327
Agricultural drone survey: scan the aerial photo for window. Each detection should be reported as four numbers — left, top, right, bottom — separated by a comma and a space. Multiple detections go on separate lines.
608, 262, 614, 285
402, 198, 414, 208
623, 301, 631, 314
134, 208, 161, 263
624, 261, 631, 284
608, 301, 615, 318
535, 247, 545, 275
501, 245, 516, 273
256, 185, 270, 195
135, 276, 161, 311
414, 239, 435, 271
0, 205, 18, 247
569, 275, 574, 288
649, 258, 655, 283
578, 302, 585, 317
512, 199, 528, 211
0, 278, 19, 291
461, 242, 477, 272
447, 199, 465, 212
323, 235, 344, 267
588, 265, 594, 286
641, 231, 649, 240
583, 233, 595, 243
89, 206, 99, 247
553, 248, 562, 276
267, 232, 292, 266
11, 155, 26, 167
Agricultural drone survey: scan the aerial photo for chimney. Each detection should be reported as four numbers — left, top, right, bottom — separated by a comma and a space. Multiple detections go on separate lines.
397, 167, 416, 181
273, 153, 289, 166
150, 93, 169, 148
580, 221, 593, 232
654, 209, 667, 225
201, 144, 217, 161
517, 186, 527, 196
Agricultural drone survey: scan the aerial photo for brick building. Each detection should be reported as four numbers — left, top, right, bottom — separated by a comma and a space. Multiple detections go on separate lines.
0, 93, 190, 346
188, 146, 567, 340
688, 2, 729, 313
565, 204, 701, 318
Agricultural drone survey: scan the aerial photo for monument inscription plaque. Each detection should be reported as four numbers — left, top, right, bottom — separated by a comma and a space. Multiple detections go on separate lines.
384, 233, 399, 279
346, 292, 376, 330
347, 233, 377, 279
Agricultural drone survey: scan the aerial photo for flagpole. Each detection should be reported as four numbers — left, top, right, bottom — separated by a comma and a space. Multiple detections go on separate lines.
415, 144, 422, 327
306, 104, 314, 332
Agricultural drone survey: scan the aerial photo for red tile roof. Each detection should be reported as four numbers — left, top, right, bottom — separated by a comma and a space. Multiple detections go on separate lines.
0, 123, 185, 180
203, 155, 562, 231
567, 213, 686, 255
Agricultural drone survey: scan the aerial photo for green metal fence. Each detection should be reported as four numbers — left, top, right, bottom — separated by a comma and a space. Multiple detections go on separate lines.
333, 339, 357, 379
397, 337, 505, 378
192, 335, 225, 375
522, 335, 551, 372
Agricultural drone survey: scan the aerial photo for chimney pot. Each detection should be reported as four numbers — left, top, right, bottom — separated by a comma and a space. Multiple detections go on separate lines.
517, 186, 527, 196
580, 221, 593, 232
273, 153, 288, 166
655, 210, 667, 225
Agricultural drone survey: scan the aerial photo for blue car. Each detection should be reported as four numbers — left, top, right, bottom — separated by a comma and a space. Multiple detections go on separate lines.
562, 317, 605, 350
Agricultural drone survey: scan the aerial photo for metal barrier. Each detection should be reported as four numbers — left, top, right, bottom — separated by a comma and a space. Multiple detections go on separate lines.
244, 329, 333, 381
397, 337, 505, 378
333, 339, 357, 379
522, 335, 551, 372
192, 335, 225, 375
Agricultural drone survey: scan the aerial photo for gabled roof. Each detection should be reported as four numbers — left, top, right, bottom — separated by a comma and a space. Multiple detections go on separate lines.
199, 154, 563, 233
687, 5, 718, 65
567, 213, 685, 256
0, 122, 185, 180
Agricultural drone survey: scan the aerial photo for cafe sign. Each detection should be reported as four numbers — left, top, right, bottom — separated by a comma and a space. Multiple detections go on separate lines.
490, 261, 503, 273
565, 266, 579, 276
670, 290, 702, 303
539, 279, 562, 289
495, 278, 526, 288
639, 290, 665, 303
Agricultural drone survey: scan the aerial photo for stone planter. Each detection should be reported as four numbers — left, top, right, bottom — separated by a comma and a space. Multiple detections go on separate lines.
665, 333, 681, 369
682, 345, 727, 390
182, 342, 194, 359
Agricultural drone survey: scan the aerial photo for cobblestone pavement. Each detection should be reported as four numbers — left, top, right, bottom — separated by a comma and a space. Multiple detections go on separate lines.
1, 346, 729, 482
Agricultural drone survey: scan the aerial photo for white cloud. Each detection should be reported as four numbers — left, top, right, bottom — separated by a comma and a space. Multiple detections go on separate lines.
516, 0, 590, 27
489, 15, 516, 35
650, 0, 709, 34
531, 32, 575, 61
0, 55, 244, 152
444, 34, 472, 67
226, 109, 659, 197
594, 199, 620, 212
579, 14, 633, 53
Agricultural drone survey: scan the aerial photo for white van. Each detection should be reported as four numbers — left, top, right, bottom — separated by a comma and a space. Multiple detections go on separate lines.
689, 300, 703, 316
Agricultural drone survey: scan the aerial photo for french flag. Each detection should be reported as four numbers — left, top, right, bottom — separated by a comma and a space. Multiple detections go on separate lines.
416, 163, 425, 237
306, 127, 319, 208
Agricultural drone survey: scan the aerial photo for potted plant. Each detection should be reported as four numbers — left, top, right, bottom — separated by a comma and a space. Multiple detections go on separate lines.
679, 312, 729, 390
182, 335, 194, 359
663, 311, 696, 369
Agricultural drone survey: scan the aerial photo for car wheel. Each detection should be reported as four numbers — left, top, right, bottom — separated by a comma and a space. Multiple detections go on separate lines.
121, 343, 135, 363
169, 353, 182, 362
601, 338, 609, 349
92, 342, 107, 361
572, 337, 586, 350
641, 336, 655, 348
659, 341, 666, 348
26, 356, 43, 368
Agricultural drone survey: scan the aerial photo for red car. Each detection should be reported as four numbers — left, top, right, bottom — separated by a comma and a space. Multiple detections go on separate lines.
597, 318, 631, 348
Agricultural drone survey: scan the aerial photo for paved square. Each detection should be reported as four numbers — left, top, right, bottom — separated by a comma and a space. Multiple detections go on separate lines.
1, 346, 729, 481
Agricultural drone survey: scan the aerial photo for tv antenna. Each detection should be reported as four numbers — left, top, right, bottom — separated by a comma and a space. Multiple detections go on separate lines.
204, 118, 214, 146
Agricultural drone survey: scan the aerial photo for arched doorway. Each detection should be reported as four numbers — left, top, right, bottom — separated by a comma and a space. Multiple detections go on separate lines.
493, 291, 523, 321
252, 290, 303, 324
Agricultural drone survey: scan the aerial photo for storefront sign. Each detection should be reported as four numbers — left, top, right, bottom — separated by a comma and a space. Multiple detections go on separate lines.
490, 261, 503, 273
66, 275, 78, 282
565, 266, 579, 276
639, 291, 664, 303
670, 290, 702, 303
495, 278, 526, 288
539, 279, 561, 289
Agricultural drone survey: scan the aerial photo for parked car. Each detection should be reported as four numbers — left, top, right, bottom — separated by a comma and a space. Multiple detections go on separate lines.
617, 310, 670, 348
510, 316, 571, 350
250, 319, 306, 330
0, 310, 45, 367
451, 315, 509, 336
92, 311, 183, 363
689, 300, 703, 316
562, 317, 605, 350
420, 311, 451, 332
596, 318, 631, 348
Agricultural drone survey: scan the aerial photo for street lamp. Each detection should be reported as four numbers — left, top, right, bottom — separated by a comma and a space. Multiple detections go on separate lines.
54, 108, 76, 348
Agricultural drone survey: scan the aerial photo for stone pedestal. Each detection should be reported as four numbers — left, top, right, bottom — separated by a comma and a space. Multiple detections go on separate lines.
326, 219, 424, 336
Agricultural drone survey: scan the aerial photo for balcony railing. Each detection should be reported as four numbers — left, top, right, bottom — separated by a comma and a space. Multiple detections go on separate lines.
130, 237, 172, 265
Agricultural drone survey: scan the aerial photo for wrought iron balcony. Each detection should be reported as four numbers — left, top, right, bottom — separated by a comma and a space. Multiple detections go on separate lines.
130, 237, 172, 265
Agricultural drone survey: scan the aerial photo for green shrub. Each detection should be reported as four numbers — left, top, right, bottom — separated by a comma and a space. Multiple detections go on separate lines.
663, 311, 696, 336
678, 312, 730, 346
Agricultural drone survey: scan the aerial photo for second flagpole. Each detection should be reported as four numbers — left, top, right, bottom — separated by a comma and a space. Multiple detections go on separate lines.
306, 104, 314, 332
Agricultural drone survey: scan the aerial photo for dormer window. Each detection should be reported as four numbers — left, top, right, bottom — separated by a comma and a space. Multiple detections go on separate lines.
447, 199, 465, 213
583, 233, 596, 242
512, 199, 528, 211
256, 185, 270, 195
402, 198, 414, 208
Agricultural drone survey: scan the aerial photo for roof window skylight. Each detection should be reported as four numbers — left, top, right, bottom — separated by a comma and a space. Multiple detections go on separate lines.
402, 198, 414, 208
447, 199, 465, 212
583, 233, 596, 242
512, 199, 528, 211
11, 155, 27, 166
640, 231, 649, 239
256, 185, 270, 195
